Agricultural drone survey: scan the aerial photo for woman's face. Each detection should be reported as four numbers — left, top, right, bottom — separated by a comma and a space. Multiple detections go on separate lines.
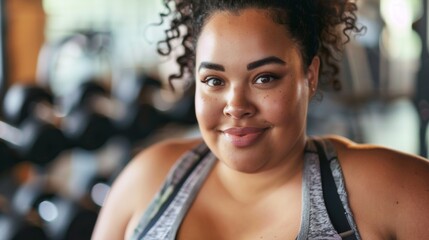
195, 8, 319, 173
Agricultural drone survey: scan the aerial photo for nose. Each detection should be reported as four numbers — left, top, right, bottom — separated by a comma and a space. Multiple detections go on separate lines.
223, 87, 255, 119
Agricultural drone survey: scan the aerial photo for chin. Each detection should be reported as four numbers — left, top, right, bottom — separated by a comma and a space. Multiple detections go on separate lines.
219, 148, 269, 173
227, 163, 266, 174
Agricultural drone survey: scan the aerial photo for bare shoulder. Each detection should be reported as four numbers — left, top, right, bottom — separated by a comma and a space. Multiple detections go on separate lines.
323, 135, 429, 239
124, 137, 203, 196
324, 134, 429, 177
131, 137, 203, 178
92, 137, 202, 240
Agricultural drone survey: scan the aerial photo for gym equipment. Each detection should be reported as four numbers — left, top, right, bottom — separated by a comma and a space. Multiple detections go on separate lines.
110, 74, 163, 141
70, 77, 166, 143
3, 84, 114, 151
8, 169, 104, 240
0, 140, 22, 174
1, 85, 68, 165
0, 212, 49, 240
0, 74, 196, 239
36, 31, 112, 99
3, 84, 56, 127
0, 176, 50, 240
60, 80, 117, 150
0, 118, 67, 167
113, 73, 197, 141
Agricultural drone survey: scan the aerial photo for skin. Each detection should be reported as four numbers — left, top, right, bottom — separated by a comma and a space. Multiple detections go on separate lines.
92, 8, 429, 240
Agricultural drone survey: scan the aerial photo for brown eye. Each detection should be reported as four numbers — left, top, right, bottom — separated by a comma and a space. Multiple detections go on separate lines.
254, 74, 278, 84
203, 77, 224, 87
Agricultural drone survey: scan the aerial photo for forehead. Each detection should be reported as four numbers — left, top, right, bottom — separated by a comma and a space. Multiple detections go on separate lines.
196, 9, 298, 66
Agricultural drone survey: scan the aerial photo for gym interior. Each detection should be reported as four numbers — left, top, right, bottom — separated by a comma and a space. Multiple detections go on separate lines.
0, 0, 428, 239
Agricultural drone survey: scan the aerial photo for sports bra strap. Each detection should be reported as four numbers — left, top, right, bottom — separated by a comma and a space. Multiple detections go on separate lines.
314, 140, 358, 240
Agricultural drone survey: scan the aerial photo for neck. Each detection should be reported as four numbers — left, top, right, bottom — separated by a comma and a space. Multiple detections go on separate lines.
213, 137, 306, 204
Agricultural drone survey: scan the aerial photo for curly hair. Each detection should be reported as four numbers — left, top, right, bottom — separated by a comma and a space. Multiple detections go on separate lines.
156, 0, 364, 91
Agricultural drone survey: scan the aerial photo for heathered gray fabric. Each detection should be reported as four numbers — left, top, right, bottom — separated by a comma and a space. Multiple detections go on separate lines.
131, 138, 361, 239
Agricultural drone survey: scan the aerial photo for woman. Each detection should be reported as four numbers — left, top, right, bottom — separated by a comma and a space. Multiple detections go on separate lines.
92, 0, 429, 239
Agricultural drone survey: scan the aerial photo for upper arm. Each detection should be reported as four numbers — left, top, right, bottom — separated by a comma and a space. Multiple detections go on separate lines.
328, 136, 429, 239
392, 153, 429, 239
91, 138, 200, 240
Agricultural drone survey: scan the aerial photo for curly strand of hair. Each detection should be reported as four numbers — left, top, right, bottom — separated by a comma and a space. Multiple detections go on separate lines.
167, 31, 194, 90
157, 0, 364, 92
168, 4, 194, 90
154, 0, 194, 90
154, 1, 174, 56
156, 0, 191, 55
315, 0, 364, 91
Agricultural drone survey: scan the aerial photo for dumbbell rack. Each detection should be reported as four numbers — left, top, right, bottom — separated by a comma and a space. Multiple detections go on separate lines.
0, 77, 198, 240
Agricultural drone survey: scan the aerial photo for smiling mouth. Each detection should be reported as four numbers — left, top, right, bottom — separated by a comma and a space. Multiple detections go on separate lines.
221, 127, 268, 147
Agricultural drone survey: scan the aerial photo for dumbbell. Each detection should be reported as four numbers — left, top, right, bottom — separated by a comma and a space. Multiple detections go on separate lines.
109, 74, 163, 141
65, 75, 191, 144
112, 73, 198, 141
60, 81, 116, 150
9, 174, 100, 240
0, 212, 49, 240
60, 175, 110, 240
3, 84, 114, 151
0, 189, 49, 240
0, 140, 23, 174
125, 74, 196, 125
0, 118, 67, 167
1, 86, 69, 166
69, 77, 164, 143
10, 184, 68, 239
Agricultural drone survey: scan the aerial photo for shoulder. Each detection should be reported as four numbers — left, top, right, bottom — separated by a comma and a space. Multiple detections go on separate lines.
124, 137, 203, 193
324, 135, 429, 181
92, 137, 202, 240
131, 137, 203, 176
323, 135, 429, 239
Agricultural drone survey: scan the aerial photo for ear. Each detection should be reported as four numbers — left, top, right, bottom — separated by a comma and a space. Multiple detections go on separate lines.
306, 56, 320, 98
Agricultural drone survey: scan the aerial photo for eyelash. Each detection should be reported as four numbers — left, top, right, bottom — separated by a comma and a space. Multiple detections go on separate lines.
200, 73, 280, 87
254, 74, 279, 84
201, 77, 224, 87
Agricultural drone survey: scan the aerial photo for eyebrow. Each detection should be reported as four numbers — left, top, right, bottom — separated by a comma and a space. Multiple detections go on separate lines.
247, 56, 286, 70
197, 56, 286, 72
198, 62, 225, 72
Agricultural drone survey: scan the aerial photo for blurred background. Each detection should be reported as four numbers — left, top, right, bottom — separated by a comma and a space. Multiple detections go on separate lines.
0, 0, 427, 239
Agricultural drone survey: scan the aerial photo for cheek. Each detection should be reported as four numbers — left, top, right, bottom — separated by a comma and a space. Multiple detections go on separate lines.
262, 92, 290, 122
260, 86, 307, 124
195, 91, 222, 128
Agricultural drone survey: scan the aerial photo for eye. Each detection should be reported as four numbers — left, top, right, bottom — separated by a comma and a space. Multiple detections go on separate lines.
254, 74, 278, 84
201, 77, 224, 87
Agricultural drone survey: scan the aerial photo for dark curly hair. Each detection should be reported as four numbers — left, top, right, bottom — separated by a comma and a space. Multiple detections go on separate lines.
156, 0, 364, 91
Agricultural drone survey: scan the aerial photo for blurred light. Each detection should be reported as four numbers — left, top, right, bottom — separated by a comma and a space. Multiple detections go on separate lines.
91, 183, 110, 207
3, 87, 22, 115
0, 122, 22, 146
0, 216, 12, 237
381, 0, 413, 32
380, 0, 423, 60
380, 28, 422, 60
43, 0, 97, 15
38, 200, 59, 222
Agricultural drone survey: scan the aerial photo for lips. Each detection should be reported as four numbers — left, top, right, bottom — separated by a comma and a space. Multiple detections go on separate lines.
222, 127, 267, 147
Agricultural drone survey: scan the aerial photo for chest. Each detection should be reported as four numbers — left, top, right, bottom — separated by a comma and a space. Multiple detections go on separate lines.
129, 145, 362, 240
178, 213, 301, 240
176, 174, 303, 240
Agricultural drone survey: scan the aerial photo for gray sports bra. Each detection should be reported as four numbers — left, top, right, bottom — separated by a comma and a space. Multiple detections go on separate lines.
130, 138, 361, 239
